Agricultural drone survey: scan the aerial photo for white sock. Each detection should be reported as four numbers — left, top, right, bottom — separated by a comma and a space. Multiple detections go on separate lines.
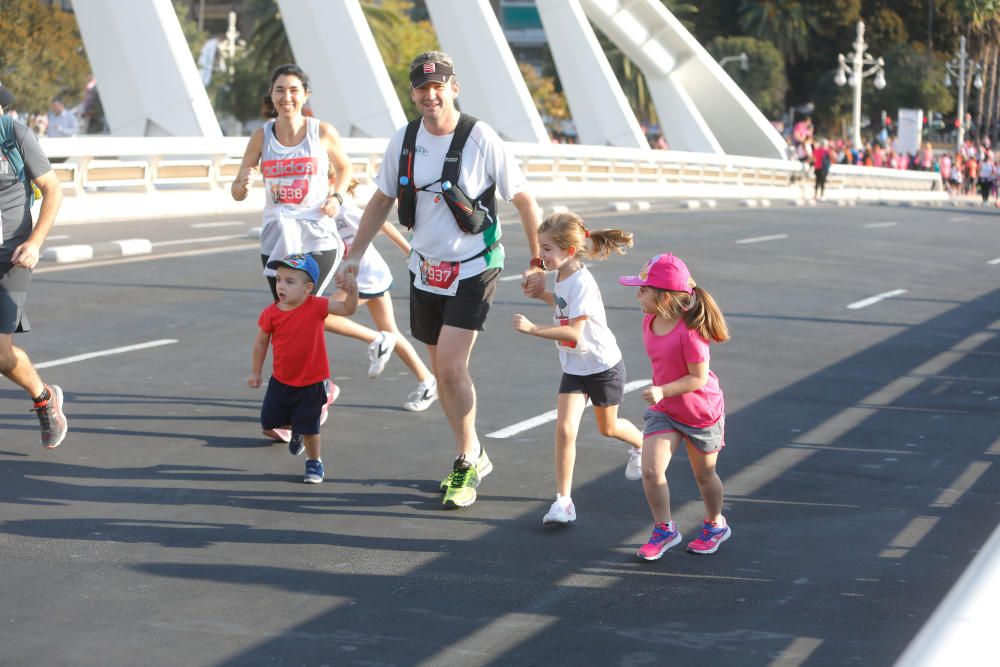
556, 494, 572, 507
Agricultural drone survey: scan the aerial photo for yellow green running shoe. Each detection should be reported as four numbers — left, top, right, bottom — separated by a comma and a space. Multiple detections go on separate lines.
440, 446, 493, 492
442, 454, 482, 508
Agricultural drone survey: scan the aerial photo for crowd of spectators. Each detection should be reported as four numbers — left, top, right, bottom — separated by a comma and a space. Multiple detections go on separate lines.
2, 77, 107, 138
786, 115, 998, 206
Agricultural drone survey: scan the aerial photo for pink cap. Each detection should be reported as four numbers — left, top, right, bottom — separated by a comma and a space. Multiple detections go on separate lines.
618, 253, 694, 293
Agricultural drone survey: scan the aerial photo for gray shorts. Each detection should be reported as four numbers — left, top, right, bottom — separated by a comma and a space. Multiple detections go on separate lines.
0, 263, 31, 334
643, 408, 725, 454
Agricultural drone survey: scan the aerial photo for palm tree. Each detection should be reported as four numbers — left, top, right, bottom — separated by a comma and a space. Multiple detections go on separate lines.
737, 0, 818, 65
244, 0, 404, 73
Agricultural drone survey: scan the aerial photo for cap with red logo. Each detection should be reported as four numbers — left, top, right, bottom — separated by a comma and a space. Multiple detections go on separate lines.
410, 59, 455, 88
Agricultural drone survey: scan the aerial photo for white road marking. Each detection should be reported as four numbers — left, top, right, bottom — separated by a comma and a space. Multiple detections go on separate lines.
864, 222, 898, 228
499, 274, 525, 282
35, 339, 179, 369
988, 257, 1000, 265
45, 234, 71, 241
153, 234, 246, 247
34, 243, 259, 273
190, 221, 246, 228
487, 379, 650, 438
847, 289, 908, 310
735, 234, 788, 245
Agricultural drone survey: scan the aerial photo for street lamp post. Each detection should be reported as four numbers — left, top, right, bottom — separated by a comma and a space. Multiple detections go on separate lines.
221, 11, 243, 77
834, 20, 886, 150
944, 35, 984, 152
718, 52, 749, 72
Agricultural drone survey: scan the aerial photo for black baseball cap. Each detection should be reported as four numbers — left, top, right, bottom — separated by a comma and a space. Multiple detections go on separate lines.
410, 60, 455, 88
0, 84, 14, 110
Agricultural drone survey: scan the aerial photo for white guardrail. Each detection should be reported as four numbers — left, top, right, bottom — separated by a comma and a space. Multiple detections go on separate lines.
38, 136, 947, 203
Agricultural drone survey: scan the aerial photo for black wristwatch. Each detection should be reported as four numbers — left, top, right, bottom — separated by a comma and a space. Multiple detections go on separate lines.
329, 192, 344, 206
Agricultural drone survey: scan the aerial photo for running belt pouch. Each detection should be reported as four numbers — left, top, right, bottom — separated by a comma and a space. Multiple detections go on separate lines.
440, 114, 497, 235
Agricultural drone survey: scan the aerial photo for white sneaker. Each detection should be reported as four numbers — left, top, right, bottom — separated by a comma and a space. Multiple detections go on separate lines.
625, 447, 642, 481
403, 379, 438, 412
367, 331, 396, 378
542, 498, 576, 525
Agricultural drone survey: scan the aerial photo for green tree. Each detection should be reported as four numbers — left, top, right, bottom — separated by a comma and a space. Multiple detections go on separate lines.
738, 0, 820, 65
0, 0, 90, 115
867, 42, 953, 118
214, 0, 437, 122
365, 0, 439, 119
708, 36, 789, 118
518, 63, 568, 134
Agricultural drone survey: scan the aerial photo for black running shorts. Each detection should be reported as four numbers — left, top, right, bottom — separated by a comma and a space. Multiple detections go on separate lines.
408, 268, 500, 345
558, 359, 627, 407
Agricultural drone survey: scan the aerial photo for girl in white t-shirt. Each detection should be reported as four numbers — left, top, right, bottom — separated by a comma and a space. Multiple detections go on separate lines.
513, 212, 644, 526
324, 181, 437, 412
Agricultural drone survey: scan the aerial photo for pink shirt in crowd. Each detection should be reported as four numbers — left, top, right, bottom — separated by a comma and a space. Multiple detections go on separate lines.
642, 314, 725, 428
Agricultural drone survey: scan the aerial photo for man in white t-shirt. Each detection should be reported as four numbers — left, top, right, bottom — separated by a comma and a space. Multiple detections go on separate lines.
338, 51, 543, 508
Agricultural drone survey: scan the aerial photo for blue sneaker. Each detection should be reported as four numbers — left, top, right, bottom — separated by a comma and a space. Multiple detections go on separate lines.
303, 459, 324, 484
288, 434, 305, 456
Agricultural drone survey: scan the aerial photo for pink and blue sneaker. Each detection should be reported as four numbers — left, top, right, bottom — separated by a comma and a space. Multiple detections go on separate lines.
636, 522, 682, 561
687, 517, 731, 554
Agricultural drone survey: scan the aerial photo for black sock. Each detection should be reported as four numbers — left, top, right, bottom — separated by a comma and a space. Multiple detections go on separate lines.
33, 387, 51, 405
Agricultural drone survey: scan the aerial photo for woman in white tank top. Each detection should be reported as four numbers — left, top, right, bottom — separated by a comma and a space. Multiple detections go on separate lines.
231, 64, 353, 298
232, 65, 438, 415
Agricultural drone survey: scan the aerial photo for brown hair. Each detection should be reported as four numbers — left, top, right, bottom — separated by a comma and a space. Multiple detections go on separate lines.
538, 212, 633, 261
649, 277, 730, 343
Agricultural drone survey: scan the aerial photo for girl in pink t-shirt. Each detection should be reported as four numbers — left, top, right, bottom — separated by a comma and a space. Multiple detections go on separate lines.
619, 253, 732, 561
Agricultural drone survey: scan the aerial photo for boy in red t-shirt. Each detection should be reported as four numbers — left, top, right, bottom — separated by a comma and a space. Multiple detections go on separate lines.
249, 253, 358, 483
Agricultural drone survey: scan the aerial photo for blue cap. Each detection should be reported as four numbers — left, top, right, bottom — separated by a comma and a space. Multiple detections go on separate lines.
266, 253, 320, 284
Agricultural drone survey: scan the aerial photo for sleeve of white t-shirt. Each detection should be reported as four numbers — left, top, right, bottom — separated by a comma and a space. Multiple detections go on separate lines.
565, 272, 601, 320
375, 126, 406, 199
476, 122, 527, 201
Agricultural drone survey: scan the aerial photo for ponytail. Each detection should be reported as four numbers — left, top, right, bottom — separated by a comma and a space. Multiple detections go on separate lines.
654, 284, 730, 343
538, 212, 633, 261
585, 228, 634, 260
681, 286, 730, 342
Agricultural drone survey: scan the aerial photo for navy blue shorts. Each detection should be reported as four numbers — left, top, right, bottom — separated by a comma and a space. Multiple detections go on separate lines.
260, 377, 326, 436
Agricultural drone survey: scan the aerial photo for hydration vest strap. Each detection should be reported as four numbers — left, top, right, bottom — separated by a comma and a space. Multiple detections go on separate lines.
441, 113, 478, 186
396, 118, 423, 229
416, 239, 501, 266
0, 115, 34, 207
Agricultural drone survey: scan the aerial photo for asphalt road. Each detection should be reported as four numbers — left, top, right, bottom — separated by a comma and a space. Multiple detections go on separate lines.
1, 201, 998, 666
